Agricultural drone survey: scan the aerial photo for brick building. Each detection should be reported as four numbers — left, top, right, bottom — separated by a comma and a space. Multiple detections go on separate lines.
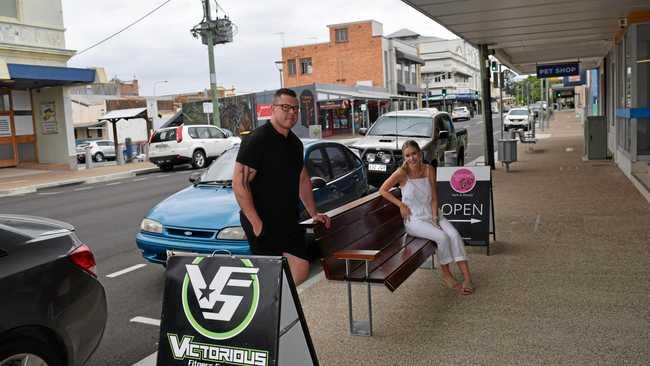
280, 20, 424, 136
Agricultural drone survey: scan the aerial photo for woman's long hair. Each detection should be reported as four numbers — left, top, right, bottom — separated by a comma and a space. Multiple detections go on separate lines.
399, 140, 422, 175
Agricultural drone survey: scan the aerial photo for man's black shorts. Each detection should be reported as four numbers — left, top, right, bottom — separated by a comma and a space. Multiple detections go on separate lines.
240, 212, 308, 260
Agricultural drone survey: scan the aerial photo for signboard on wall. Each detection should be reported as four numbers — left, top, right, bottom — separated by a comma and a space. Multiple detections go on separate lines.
537, 62, 580, 78
0, 115, 11, 137
40, 102, 58, 134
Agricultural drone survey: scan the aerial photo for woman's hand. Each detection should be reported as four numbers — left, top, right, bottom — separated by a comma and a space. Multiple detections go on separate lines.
399, 202, 412, 221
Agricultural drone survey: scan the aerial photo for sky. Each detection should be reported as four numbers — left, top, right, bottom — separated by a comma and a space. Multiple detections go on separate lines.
62, 0, 456, 97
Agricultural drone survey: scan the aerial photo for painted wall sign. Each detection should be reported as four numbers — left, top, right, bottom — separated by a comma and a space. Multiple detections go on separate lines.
40, 102, 58, 134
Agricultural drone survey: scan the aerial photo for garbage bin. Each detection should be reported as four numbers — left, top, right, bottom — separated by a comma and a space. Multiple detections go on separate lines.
124, 137, 133, 162
497, 138, 517, 172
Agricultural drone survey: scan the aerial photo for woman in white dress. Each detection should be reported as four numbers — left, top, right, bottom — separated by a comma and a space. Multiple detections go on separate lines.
379, 140, 474, 295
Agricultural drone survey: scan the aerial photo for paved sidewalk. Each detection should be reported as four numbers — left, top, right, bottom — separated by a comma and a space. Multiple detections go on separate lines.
0, 162, 159, 197
298, 111, 650, 365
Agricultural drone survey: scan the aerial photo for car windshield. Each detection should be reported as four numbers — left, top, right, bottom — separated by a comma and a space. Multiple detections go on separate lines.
454, 108, 466, 112
199, 146, 239, 185
368, 115, 432, 138
509, 110, 528, 116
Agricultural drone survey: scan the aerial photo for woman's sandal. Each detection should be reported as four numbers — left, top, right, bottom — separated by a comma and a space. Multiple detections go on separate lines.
460, 281, 474, 295
441, 276, 461, 291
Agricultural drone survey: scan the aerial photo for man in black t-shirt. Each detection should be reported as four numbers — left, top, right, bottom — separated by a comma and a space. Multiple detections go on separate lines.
232, 88, 330, 285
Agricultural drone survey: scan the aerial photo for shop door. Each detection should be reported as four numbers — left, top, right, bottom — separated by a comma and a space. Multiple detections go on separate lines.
0, 109, 16, 168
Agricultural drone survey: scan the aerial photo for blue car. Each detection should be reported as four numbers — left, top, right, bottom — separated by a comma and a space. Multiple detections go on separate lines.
136, 139, 368, 264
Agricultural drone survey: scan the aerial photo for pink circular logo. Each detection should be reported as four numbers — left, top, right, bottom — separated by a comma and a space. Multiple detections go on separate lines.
450, 168, 476, 194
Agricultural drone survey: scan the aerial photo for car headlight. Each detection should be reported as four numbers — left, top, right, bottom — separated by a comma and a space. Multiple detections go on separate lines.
140, 218, 163, 234
366, 153, 376, 163
381, 154, 392, 164
217, 226, 247, 240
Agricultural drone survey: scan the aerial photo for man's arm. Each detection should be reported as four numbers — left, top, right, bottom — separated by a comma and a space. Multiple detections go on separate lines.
299, 167, 331, 228
232, 162, 262, 235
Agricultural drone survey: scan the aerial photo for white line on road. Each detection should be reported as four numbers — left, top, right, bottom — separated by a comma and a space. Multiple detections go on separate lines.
74, 186, 94, 192
131, 352, 157, 366
106, 263, 147, 278
132, 177, 149, 182
37, 191, 63, 195
105, 182, 122, 186
565, 147, 574, 152
534, 214, 541, 232
130, 316, 160, 327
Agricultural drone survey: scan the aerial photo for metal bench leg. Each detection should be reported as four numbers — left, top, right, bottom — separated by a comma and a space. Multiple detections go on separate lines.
345, 259, 373, 336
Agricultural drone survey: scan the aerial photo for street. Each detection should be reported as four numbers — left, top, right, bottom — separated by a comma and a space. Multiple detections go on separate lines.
0, 168, 198, 365
454, 112, 503, 166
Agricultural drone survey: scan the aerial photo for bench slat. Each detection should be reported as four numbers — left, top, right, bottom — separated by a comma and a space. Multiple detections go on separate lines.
370, 241, 435, 291
334, 249, 380, 261
347, 234, 420, 279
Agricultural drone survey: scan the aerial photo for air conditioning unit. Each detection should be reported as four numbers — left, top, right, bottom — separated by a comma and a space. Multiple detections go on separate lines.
618, 18, 628, 29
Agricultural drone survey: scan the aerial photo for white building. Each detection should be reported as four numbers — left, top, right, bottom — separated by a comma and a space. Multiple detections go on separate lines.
388, 29, 481, 113
0, 0, 98, 168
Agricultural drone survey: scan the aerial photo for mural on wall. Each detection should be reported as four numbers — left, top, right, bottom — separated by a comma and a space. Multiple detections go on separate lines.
299, 90, 315, 128
182, 94, 256, 135
40, 102, 58, 134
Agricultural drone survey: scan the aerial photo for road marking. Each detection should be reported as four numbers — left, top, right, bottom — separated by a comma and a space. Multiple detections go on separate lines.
534, 214, 541, 232
105, 182, 122, 186
132, 352, 157, 366
130, 316, 161, 327
74, 186, 94, 192
106, 263, 147, 278
37, 191, 62, 195
132, 177, 148, 182
565, 147, 574, 152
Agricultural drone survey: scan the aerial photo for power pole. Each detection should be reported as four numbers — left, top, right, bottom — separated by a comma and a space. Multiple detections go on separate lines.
192, 1, 236, 128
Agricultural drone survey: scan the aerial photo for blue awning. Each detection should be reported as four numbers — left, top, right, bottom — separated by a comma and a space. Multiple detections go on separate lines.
3, 63, 96, 88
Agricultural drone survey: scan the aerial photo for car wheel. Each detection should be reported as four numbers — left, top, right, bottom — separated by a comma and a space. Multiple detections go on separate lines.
93, 152, 104, 162
0, 338, 64, 366
191, 150, 206, 169
159, 163, 174, 172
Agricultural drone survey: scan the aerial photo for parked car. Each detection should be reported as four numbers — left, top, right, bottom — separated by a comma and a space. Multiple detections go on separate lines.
148, 125, 238, 171
452, 106, 471, 121
0, 214, 107, 366
136, 139, 369, 264
348, 109, 467, 185
76, 139, 116, 163
503, 107, 532, 131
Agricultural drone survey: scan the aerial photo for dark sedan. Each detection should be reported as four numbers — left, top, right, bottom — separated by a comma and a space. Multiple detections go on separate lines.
0, 215, 107, 366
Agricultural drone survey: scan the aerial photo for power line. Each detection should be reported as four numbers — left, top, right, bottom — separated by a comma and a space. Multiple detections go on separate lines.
73, 0, 174, 57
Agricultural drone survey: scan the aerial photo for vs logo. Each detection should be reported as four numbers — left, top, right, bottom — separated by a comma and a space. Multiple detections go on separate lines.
181, 257, 260, 340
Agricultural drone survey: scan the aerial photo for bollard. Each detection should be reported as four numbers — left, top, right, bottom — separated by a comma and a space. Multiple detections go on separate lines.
85, 147, 92, 169
117, 145, 124, 165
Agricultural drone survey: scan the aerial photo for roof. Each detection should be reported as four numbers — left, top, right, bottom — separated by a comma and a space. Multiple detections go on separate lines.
401, 0, 634, 73
99, 107, 147, 121
74, 120, 106, 128
386, 28, 420, 39
379, 109, 444, 118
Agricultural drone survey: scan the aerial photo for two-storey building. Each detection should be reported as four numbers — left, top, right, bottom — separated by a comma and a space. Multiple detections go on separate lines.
0, 0, 98, 168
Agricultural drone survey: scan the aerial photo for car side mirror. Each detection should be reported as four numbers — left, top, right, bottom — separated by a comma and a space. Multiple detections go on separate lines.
310, 176, 327, 190
358, 128, 367, 136
189, 172, 202, 184
438, 130, 449, 140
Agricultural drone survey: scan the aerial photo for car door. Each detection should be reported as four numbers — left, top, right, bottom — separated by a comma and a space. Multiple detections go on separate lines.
433, 115, 449, 163
193, 127, 214, 156
101, 141, 116, 157
323, 144, 362, 208
208, 127, 229, 157
304, 146, 338, 213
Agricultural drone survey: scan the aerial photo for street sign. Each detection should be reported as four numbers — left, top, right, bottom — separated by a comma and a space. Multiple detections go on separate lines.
437, 166, 494, 250
157, 255, 318, 366
203, 102, 213, 114
537, 62, 579, 78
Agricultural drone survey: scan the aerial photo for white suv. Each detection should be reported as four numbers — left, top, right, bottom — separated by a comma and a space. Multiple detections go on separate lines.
148, 125, 237, 171
503, 107, 531, 131
76, 140, 116, 163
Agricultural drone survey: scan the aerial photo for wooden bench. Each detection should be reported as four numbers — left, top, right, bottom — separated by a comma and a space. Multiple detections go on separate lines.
301, 188, 436, 336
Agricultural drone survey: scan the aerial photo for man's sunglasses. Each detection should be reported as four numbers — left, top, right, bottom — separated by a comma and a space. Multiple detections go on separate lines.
273, 104, 300, 112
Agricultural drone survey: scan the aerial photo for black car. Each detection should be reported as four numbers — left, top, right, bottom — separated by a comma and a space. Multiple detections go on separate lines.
0, 215, 107, 366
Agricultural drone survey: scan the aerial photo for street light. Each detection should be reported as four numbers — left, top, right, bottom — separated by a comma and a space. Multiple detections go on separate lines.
274, 60, 284, 88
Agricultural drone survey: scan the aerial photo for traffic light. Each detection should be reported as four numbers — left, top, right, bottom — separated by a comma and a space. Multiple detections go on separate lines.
492, 72, 499, 88
556, 91, 561, 98
491, 61, 498, 72
475, 90, 479, 98
441, 88, 447, 98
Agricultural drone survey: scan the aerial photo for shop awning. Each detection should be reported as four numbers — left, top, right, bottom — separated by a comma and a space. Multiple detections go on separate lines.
99, 107, 147, 121
1, 63, 96, 89
317, 87, 415, 101
396, 50, 425, 65
397, 83, 425, 93
74, 121, 107, 128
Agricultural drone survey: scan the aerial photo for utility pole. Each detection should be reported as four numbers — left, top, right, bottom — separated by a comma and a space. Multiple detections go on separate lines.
191, 1, 236, 128
499, 63, 504, 139
479, 44, 495, 170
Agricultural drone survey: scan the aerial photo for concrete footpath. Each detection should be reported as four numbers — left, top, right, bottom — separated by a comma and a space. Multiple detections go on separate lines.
298, 111, 649, 365
0, 162, 159, 197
